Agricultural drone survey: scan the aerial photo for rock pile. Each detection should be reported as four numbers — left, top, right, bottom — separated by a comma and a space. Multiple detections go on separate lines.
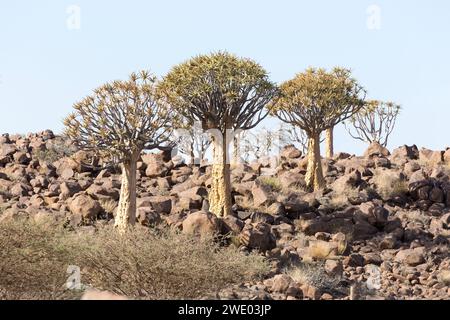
1, 132, 449, 300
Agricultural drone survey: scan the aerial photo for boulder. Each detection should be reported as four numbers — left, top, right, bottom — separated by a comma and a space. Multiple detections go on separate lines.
142, 153, 169, 178
68, 194, 102, 220
419, 148, 444, 165
280, 145, 302, 160
60, 181, 82, 200
395, 248, 426, 267
86, 183, 120, 201
391, 145, 419, 161
137, 196, 172, 214
178, 186, 208, 199
364, 142, 390, 159
182, 211, 221, 238
136, 207, 161, 226
251, 183, 272, 207
239, 222, 276, 251
444, 149, 450, 164
0, 143, 17, 157
358, 202, 389, 228
270, 274, 293, 293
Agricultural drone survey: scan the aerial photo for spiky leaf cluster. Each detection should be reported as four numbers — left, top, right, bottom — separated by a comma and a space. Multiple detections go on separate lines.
64, 71, 173, 163
159, 52, 279, 133
269, 67, 366, 135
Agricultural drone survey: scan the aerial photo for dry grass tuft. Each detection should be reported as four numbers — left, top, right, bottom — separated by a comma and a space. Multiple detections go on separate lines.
258, 176, 282, 192
98, 199, 117, 215
285, 261, 345, 296
307, 240, 347, 260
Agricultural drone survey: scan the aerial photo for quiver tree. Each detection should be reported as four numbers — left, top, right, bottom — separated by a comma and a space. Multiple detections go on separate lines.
159, 52, 278, 217
269, 67, 366, 191
345, 100, 401, 147
176, 120, 211, 165
279, 122, 324, 155
64, 71, 173, 233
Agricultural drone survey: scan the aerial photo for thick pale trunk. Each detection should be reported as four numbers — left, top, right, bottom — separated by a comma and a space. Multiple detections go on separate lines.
305, 134, 325, 191
325, 127, 334, 158
209, 135, 232, 217
115, 155, 138, 234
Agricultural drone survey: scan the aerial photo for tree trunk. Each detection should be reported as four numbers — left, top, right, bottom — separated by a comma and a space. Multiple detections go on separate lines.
305, 134, 325, 191
209, 135, 232, 217
115, 154, 138, 234
325, 127, 334, 158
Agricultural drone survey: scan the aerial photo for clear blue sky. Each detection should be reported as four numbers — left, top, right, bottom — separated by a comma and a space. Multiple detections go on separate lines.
1, 0, 449, 155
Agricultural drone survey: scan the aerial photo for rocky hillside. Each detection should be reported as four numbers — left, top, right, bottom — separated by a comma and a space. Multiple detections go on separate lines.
1, 130, 449, 300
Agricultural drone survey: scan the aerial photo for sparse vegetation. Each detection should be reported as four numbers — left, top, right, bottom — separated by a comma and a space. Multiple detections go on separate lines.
0, 220, 269, 300
33, 137, 77, 164
286, 261, 346, 296
371, 168, 408, 200
307, 240, 347, 260
258, 176, 282, 192
98, 199, 117, 215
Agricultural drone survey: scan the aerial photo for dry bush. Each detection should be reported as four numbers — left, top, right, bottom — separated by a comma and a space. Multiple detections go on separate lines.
398, 210, 430, 225
0, 220, 79, 300
371, 168, 408, 200
98, 199, 117, 215
286, 261, 346, 296
0, 220, 269, 300
258, 176, 282, 192
33, 136, 77, 164
307, 240, 347, 260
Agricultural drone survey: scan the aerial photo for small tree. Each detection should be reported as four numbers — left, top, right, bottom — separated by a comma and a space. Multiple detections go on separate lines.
239, 127, 277, 161
345, 100, 401, 147
279, 122, 316, 155
269, 67, 365, 191
176, 121, 211, 165
159, 52, 278, 217
64, 71, 173, 233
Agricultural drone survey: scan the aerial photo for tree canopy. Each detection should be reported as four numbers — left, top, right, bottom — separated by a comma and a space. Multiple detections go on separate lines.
159, 51, 278, 133
64, 71, 173, 163
269, 67, 366, 135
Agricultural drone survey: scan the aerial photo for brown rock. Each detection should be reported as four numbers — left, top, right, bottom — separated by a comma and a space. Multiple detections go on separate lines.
324, 259, 343, 276
68, 194, 102, 219
142, 153, 168, 178
182, 211, 221, 238
137, 196, 172, 214
444, 149, 450, 164
281, 145, 302, 160
137, 207, 161, 226
271, 274, 293, 293
251, 183, 271, 207
239, 222, 276, 251
419, 148, 444, 165
364, 142, 390, 159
